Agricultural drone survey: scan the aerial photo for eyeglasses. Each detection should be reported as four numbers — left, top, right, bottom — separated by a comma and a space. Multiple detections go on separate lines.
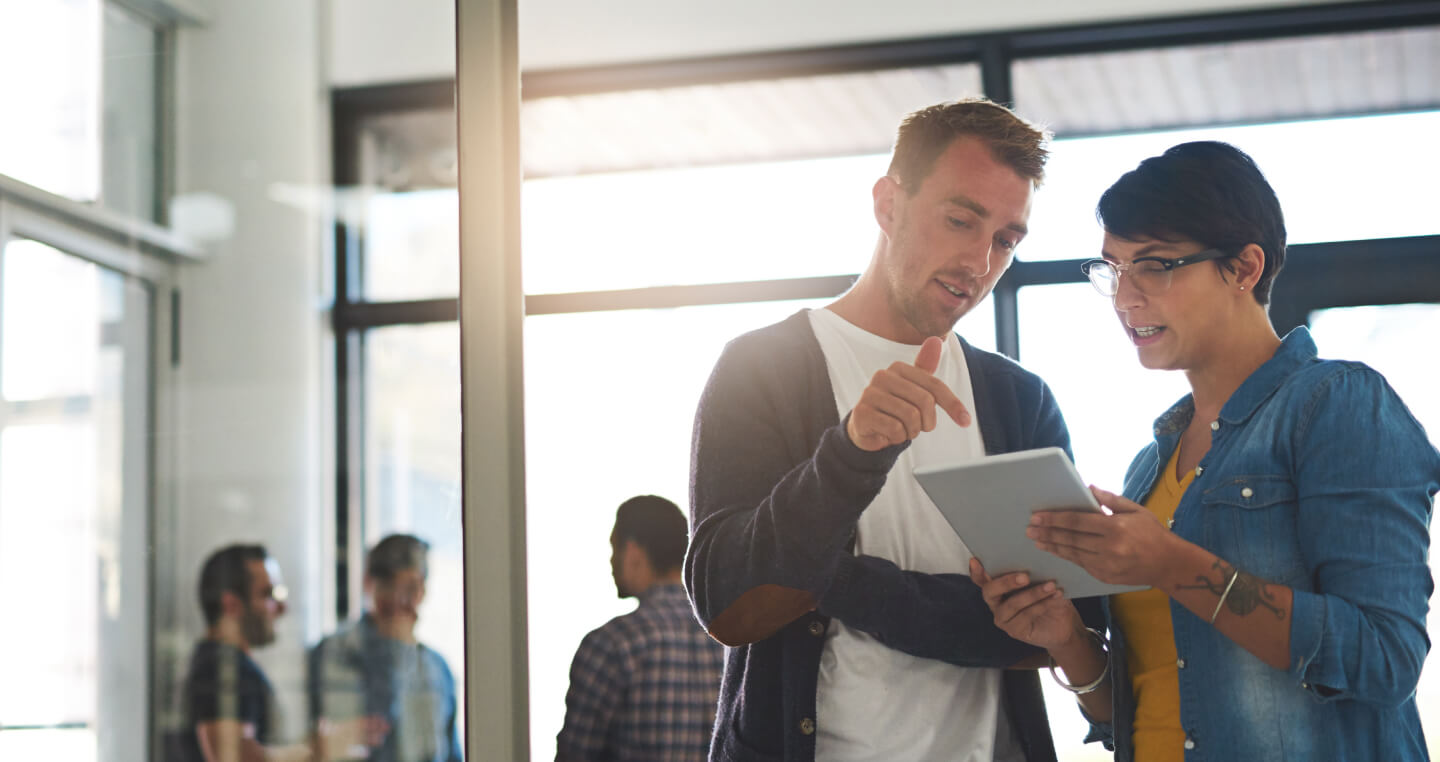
1080, 248, 1232, 297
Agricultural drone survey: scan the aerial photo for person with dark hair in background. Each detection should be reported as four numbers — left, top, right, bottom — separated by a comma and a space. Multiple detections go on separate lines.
556, 495, 724, 762
972, 141, 1440, 761
309, 534, 462, 762
179, 543, 375, 761
686, 98, 1103, 762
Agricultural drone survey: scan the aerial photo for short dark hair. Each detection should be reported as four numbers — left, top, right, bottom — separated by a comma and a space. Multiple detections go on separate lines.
1097, 141, 1287, 304
887, 98, 1051, 194
366, 534, 430, 582
198, 544, 268, 626
612, 495, 688, 574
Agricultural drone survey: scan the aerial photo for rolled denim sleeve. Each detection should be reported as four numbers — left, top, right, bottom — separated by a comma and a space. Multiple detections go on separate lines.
1288, 366, 1440, 706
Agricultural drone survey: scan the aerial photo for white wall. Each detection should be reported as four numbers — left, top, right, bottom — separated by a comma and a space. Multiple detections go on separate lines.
330, 0, 1357, 86
160, 0, 331, 741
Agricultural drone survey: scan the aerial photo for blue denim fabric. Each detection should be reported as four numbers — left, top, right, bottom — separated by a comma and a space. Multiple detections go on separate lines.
1083, 328, 1440, 761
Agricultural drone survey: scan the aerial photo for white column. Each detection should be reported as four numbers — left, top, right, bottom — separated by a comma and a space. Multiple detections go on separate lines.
455, 0, 529, 759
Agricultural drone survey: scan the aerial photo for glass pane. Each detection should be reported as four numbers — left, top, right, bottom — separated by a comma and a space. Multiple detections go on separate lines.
361, 321, 465, 743
1307, 303, 1440, 747
1014, 26, 1440, 135
0, 0, 101, 200
524, 298, 829, 755
1019, 110, 1440, 262
101, 3, 159, 221
2, 240, 106, 400
522, 153, 887, 294
0, 240, 142, 762
360, 189, 460, 302
355, 109, 460, 302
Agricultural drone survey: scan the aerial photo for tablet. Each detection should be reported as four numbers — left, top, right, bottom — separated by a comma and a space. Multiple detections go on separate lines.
913, 447, 1147, 599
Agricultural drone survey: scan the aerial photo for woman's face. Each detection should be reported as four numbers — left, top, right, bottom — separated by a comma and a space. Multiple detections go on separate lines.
1101, 232, 1234, 372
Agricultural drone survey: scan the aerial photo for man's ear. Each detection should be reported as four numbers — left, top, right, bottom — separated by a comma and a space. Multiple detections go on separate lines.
219, 590, 244, 617
873, 175, 900, 236
623, 539, 652, 578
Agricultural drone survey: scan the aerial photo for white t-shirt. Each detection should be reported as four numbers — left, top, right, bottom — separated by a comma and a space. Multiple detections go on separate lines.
809, 308, 1024, 762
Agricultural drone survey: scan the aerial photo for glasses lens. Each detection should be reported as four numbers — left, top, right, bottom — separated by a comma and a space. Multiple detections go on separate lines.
1086, 262, 1118, 296
1132, 260, 1172, 294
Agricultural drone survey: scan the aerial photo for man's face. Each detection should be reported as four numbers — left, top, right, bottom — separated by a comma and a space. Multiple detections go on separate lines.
371, 568, 426, 625
872, 136, 1034, 343
240, 557, 286, 648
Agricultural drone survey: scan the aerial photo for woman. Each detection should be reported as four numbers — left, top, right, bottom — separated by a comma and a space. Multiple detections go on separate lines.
971, 141, 1440, 761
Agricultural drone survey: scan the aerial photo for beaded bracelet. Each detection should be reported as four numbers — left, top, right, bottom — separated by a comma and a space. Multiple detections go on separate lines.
1047, 627, 1109, 695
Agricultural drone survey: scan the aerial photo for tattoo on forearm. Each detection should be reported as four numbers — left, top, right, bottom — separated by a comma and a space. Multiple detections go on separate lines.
1175, 561, 1286, 621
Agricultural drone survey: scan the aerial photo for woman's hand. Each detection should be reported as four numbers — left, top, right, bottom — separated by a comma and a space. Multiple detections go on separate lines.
970, 558, 1085, 652
1027, 486, 1181, 588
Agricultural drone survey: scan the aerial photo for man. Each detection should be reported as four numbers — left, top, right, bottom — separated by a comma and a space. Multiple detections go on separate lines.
309, 534, 462, 762
179, 543, 372, 761
557, 495, 725, 762
685, 98, 1104, 762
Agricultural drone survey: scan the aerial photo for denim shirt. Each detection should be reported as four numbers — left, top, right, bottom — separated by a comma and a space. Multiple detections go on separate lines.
1085, 328, 1440, 761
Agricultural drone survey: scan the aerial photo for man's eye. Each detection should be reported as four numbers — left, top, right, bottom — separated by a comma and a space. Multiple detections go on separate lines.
946, 216, 970, 228
996, 237, 1019, 252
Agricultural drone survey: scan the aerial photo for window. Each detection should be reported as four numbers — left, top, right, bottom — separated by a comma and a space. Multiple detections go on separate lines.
0, 236, 151, 762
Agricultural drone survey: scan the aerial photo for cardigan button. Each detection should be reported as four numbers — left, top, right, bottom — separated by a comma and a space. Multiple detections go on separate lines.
808, 621, 825, 637
799, 717, 816, 735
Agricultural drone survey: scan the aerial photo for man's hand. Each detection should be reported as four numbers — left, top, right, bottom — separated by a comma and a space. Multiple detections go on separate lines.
846, 336, 971, 452
312, 716, 390, 761
1027, 486, 1180, 587
969, 558, 1083, 652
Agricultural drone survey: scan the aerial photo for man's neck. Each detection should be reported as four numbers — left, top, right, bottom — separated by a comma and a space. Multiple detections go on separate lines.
206, 620, 250, 653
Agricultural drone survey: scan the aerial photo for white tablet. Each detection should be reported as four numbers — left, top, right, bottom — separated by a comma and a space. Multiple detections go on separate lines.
913, 447, 1147, 599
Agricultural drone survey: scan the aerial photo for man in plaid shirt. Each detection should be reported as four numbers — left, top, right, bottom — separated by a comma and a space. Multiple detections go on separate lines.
557, 495, 724, 762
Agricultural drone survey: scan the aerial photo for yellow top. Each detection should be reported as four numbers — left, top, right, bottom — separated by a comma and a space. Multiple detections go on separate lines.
1110, 447, 1194, 761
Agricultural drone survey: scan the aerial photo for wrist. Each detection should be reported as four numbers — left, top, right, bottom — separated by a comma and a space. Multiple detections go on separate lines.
1156, 535, 1213, 595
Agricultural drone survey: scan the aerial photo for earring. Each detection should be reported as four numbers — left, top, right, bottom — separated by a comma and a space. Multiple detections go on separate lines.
1240, 286, 1247, 291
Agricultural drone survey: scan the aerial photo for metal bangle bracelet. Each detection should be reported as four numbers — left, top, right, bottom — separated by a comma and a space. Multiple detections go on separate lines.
1048, 627, 1109, 695
1211, 568, 1241, 625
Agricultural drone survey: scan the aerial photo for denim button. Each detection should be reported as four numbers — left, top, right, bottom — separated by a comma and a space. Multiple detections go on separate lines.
799, 717, 816, 735
1167, 518, 1175, 529
1210, 420, 1220, 431
1241, 487, 1254, 498
1195, 466, 1204, 476
1176, 658, 1186, 669
1184, 738, 1196, 750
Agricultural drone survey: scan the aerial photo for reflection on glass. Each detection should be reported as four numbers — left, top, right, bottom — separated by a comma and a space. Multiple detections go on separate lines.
362, 322, 465, 747
0, 239, 139, 762
1308, 303, 1440, 749
1020, 111, 1440, 262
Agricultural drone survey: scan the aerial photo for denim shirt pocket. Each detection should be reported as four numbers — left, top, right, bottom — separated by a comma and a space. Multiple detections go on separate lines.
1199, 475, 1307, 586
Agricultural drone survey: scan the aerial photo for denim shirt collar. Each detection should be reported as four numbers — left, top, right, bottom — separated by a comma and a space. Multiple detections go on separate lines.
1152, 326, 1317, 438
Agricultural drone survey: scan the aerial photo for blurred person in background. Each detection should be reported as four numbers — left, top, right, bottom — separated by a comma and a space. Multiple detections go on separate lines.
310, 534, 462, 762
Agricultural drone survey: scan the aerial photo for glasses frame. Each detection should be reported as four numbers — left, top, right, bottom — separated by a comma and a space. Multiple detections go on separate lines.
1080, 248, 1233, 297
